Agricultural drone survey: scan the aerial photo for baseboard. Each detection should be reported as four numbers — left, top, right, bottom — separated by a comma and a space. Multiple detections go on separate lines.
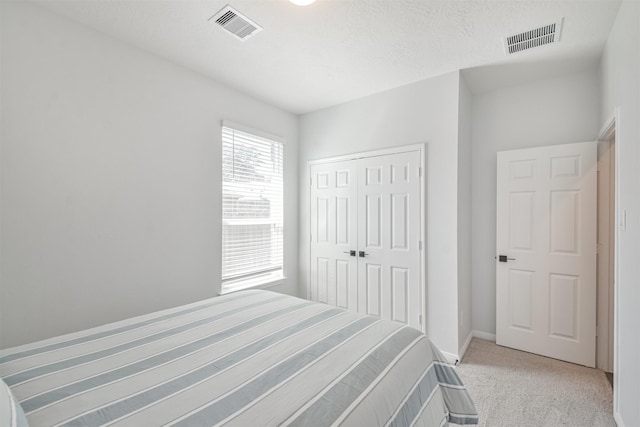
458, 332, 473, 361
440, 350, 460, 366
614, 411, 624, 427
472, 330, 496, 342
442, 331, 494, 365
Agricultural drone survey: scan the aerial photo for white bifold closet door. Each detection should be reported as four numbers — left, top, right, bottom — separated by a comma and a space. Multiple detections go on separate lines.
310, 150, 422, 331
310, 160, 359, 313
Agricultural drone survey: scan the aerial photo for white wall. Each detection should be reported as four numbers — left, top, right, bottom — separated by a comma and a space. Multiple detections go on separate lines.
457, 76, 473, 354
468, 69, 601, 336
599, 1, 640, 424
0, 1, 299, 349
299, 72, 462, 356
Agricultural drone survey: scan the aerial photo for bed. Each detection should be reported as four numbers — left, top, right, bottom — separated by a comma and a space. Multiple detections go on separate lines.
0, 290, 478, 426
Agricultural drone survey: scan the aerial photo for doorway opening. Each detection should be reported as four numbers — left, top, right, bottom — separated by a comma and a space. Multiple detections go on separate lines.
596, 109, 618, 401
596, 136, 615, 375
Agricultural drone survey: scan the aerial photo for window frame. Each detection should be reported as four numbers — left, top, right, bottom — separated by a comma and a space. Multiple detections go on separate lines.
220, 120, 286, 294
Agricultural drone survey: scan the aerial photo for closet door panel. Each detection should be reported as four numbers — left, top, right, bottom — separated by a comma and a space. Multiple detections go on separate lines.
310, 161, 358, 312
357, 152, 422, 330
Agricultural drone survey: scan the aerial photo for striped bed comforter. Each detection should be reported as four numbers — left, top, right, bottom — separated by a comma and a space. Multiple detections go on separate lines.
1, 290, 478, 426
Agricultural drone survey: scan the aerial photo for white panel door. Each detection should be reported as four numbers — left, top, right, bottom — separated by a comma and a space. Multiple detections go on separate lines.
496, 142, 597, 367
310, 161, 358, 312
357, 152, 422, 330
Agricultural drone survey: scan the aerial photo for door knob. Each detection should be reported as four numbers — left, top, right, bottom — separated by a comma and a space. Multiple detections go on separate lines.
497, 255, 516, 262
343, 250, 356, 257
359, 251, 369, 258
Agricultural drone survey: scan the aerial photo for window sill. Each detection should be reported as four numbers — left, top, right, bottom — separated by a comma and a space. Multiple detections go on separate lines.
219, 272, 287, 295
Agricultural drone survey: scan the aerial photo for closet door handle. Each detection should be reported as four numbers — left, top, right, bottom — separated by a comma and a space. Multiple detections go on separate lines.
359, 251, 369, 258
343, 250, 356, 257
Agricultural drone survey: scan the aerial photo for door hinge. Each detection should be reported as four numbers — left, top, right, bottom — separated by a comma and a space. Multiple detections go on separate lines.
418, 241, 422, 250
418, 167, 422, 177
310, 176, 312, 186
310, 233, 312, 242
419, 314, 423, 325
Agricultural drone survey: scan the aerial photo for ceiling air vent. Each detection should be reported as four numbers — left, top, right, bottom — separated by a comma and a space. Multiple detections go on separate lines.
504, 19, 563, 55
210, 5, 262, 41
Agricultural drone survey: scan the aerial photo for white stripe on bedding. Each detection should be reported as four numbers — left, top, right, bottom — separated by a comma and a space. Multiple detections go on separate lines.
411, 388, 447, 427
388, 361, 442, 427
385, 358, 440, 426
405, 377, 440, 427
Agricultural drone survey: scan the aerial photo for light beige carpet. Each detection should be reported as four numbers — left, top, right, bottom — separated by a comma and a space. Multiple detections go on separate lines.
455, 338, 615, 427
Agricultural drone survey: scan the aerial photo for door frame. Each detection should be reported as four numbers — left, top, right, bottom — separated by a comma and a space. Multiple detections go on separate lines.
598, 108, 620, 417
307, 144, 426, 332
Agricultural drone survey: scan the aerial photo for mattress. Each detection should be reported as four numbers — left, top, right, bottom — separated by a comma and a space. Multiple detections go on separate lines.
1, 290, 478, 426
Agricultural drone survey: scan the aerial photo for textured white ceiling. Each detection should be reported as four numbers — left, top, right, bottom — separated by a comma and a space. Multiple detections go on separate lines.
33, 0, 621, 114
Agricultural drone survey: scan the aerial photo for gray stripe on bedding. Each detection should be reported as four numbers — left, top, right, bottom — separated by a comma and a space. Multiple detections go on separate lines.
0, 293, 251, 365
410, 389, 447, 427
439, 387, 479, 425
171, 316, 379, 427
387, 362, 440, 427
449, 413, 480, 425
5, 295, 286, 387
434, 363, 462, 386
436, 363, 478, 424
59, 308, 344, 426
288, 326, 422, 427
20, 299, 311, 413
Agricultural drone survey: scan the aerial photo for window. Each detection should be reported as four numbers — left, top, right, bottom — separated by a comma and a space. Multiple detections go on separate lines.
221, 122, 284, 292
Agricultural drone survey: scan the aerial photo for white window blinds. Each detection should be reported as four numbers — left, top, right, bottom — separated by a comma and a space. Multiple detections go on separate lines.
221, 124, 284, 286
